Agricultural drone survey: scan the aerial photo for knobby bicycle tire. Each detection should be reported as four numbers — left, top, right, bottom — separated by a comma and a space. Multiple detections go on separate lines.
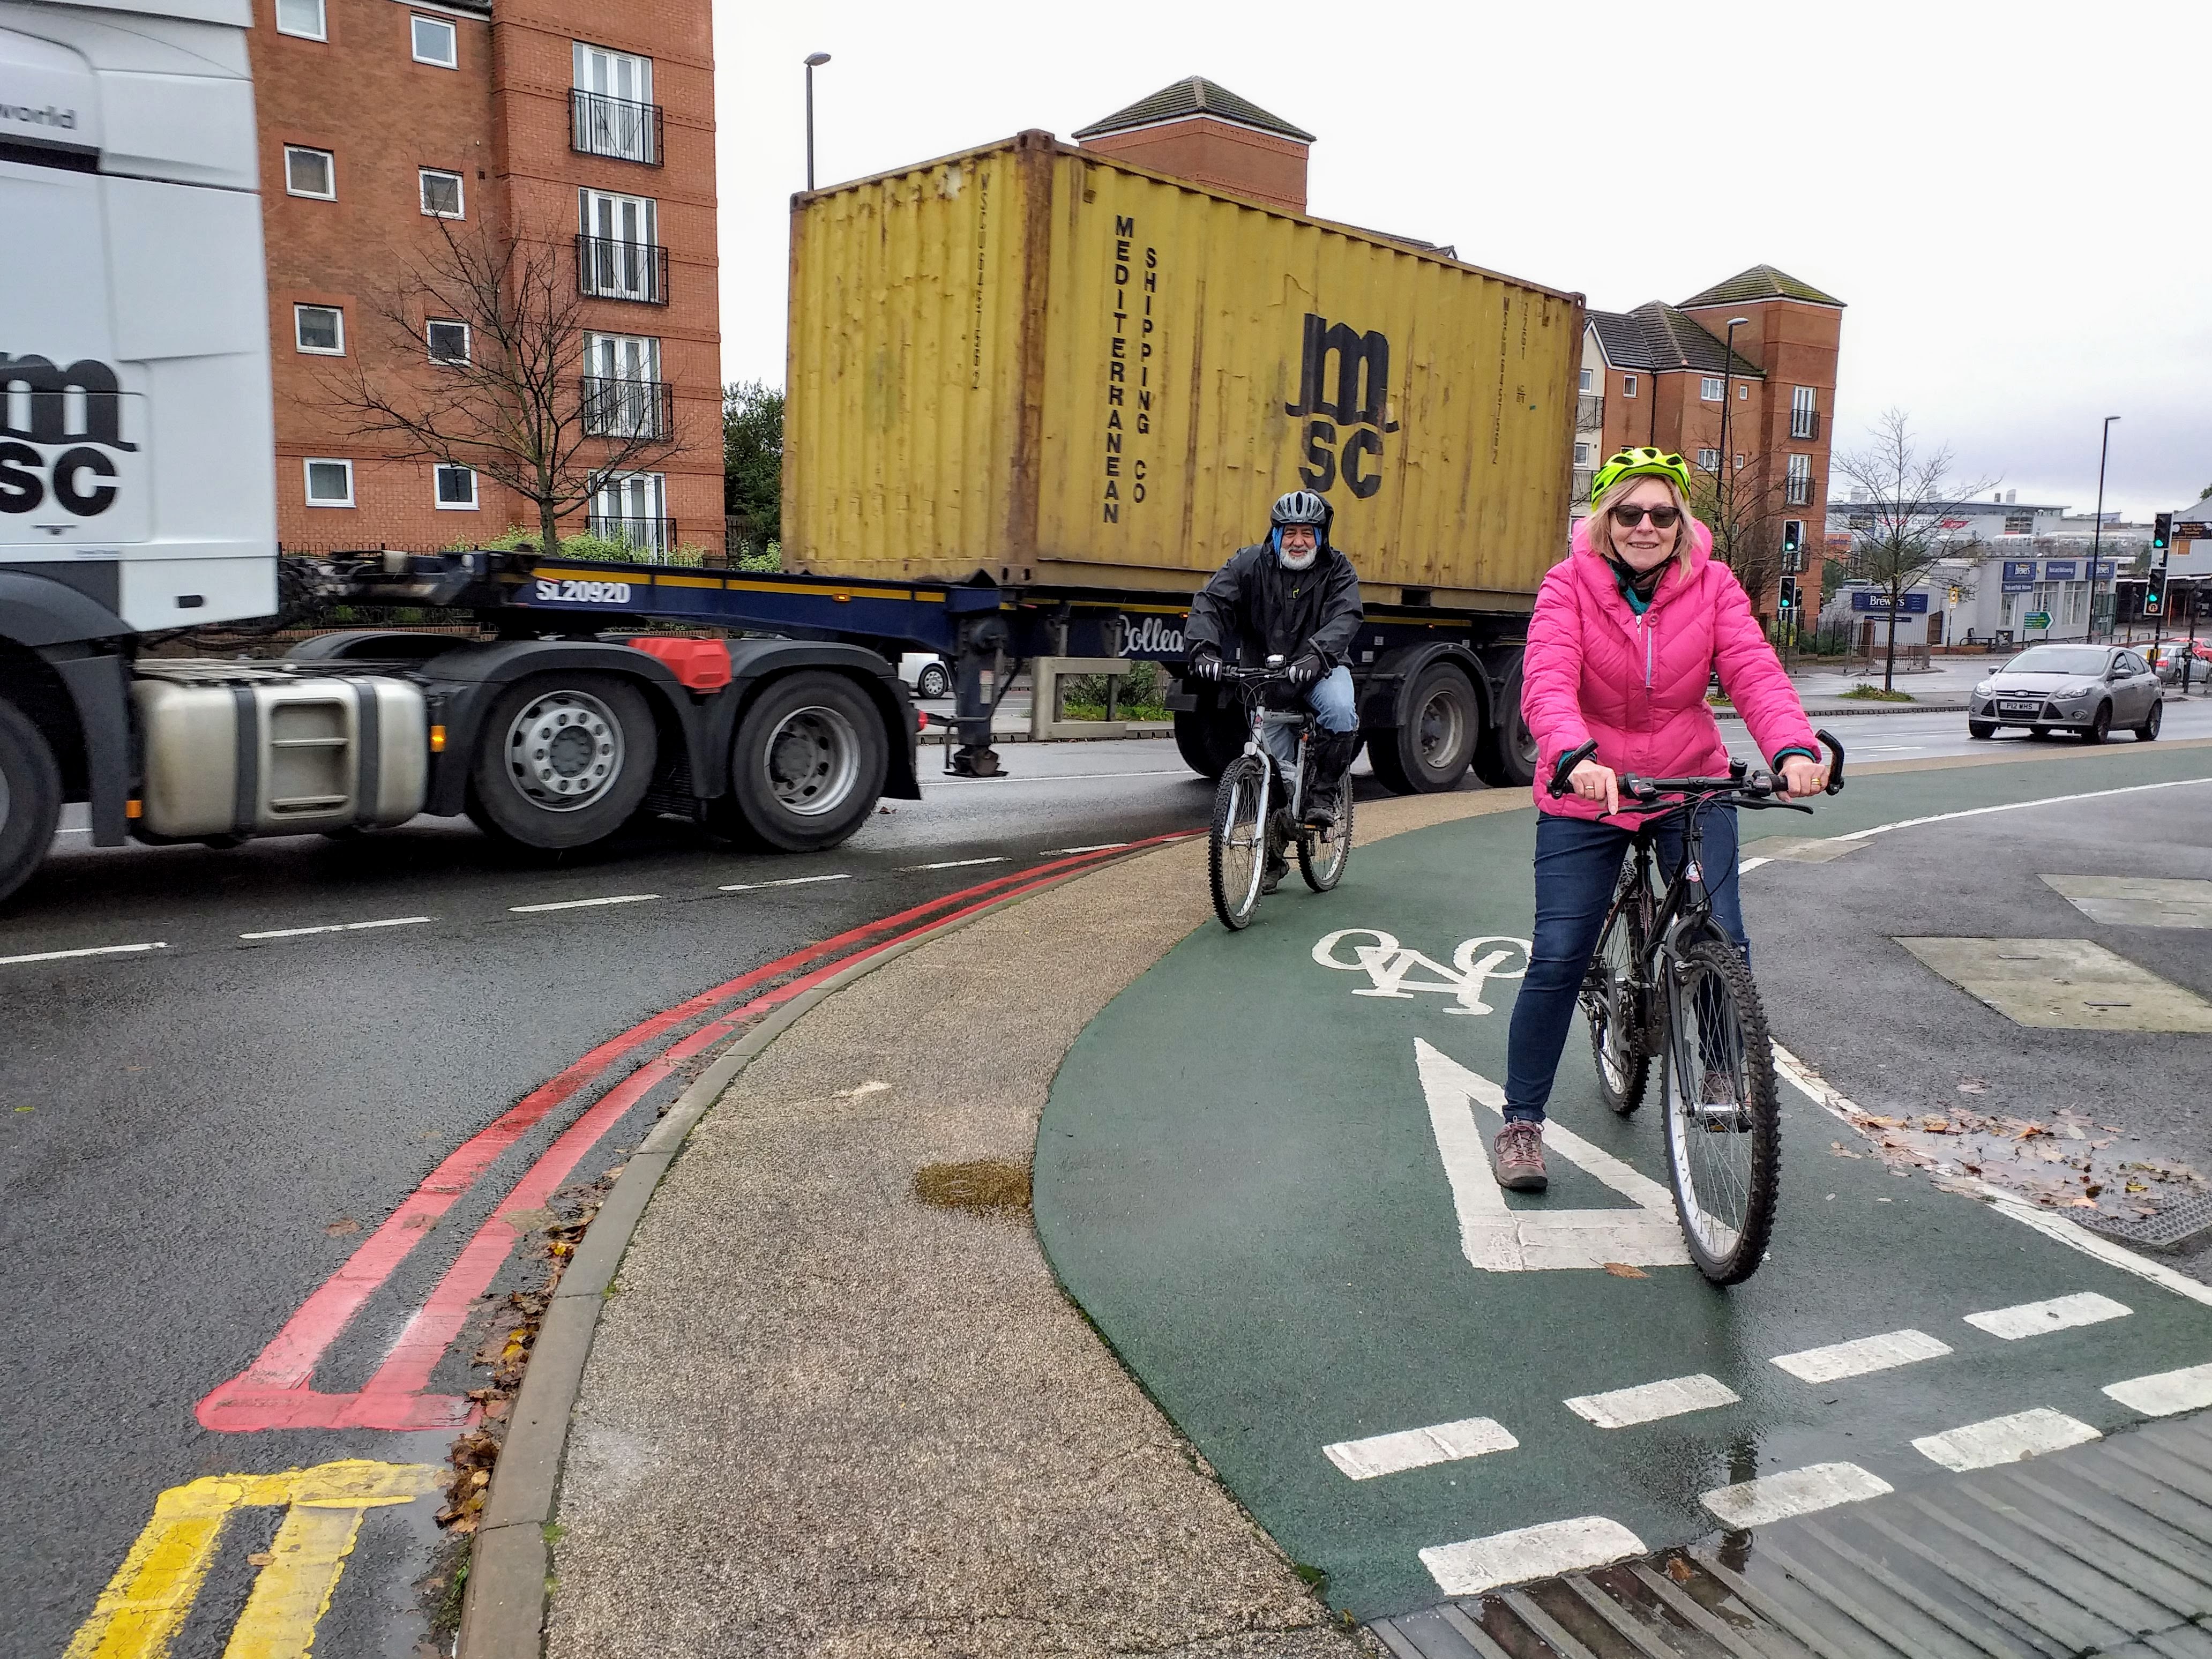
1208, 756, 1269, 930
1297, 777, 1354, 892
1659, 936, 1780, 1284
1583, 884, 1651, 1116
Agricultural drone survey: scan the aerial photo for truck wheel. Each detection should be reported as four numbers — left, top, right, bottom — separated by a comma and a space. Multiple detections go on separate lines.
1172, 705, 1245, 781
1369, 661, 1478, 795
1470, 655, 1535, 788
720, 671, 887, 851
468, 672, 658, 850
0, 698, 63, 909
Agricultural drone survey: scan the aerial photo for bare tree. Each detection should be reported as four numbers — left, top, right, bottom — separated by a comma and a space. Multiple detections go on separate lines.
1832, 410, 1996, 690
1690, 453, 1795, 629
324, 219, 682, 558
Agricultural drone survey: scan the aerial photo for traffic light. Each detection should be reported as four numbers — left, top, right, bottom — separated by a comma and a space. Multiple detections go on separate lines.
1782, 521, 1801, 554
1779, 577, 1799, 610
2146, 564, 2166, 617
2153, 512, 2172, 552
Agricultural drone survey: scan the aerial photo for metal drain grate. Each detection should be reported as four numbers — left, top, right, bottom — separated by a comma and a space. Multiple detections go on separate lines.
2075, 1193, 2212, 1252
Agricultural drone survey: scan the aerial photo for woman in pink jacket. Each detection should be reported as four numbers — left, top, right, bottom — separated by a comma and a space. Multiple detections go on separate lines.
1492, 448, 1829, 1192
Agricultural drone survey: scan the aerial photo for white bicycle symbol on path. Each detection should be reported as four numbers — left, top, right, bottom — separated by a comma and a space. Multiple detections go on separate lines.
1310, 928, 1688, 1272
1311, 928, 1531, 1015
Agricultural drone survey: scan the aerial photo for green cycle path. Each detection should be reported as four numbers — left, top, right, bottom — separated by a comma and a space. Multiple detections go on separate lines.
1034, 742, 2212, 1625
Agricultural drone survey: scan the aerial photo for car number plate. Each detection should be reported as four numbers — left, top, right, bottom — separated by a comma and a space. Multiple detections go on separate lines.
1999, 700, 2039, 714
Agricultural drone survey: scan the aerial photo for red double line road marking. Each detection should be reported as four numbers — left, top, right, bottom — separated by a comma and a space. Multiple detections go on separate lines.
198, 838, 1189, 1432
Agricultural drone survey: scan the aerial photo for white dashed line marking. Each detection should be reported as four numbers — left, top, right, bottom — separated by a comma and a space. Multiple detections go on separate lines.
1770, 1328, 1951, 1384
0, 941, 167, 967
719, 874, 853, 892
905, 857, 1007, 871
1701, 1462, 1892, 1528
1912, 1408, 2100, 1472
1564, 1373, 1740, 1430
1419, 1516, 1646, 1596
1050, 842, 1130, 854
1322, 1417, 1516, 1480
1737, 856, 1772, 875
240, 916, 435, 940
1964, 1291, 2132, 1341
2104, 1362, 2212, 1418
507, 894, 661, 913
918, 769, 1186, 787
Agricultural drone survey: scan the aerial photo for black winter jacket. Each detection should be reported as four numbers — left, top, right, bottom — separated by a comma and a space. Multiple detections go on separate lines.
1183, 541, 1364, 671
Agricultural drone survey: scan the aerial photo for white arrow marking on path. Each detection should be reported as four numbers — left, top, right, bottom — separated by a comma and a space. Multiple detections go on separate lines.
1415, 1039, 1690, 1272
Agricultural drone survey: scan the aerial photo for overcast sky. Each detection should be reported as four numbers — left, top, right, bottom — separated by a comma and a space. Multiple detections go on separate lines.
712, 0, 2208, 521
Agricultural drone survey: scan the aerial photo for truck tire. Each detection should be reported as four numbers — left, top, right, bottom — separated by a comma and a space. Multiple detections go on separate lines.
467, 672, 659, 851
1367, 660, 1478, 794
0, 698, 63, 909
719, 671, 887, 851
1470, 655, 1536, 788
1172, 704, 1245, 781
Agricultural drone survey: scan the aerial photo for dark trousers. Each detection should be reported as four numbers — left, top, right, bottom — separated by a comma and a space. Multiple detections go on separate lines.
1503, 808, 1745, 1124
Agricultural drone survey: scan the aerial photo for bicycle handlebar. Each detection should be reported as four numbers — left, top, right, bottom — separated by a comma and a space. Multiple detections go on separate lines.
1545, 728, 1847, 806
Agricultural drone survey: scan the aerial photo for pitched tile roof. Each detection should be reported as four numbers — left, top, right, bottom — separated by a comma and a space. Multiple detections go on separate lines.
1679, 264, 1844, 309
1073, 78, 1316, 144
1588, 303, 1762, 377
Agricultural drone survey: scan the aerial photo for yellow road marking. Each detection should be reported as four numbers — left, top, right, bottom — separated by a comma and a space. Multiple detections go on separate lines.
67, 1460, 443, 1659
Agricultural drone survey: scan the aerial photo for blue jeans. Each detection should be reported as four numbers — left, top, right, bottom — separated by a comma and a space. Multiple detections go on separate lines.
1503, 807, 1746, 1124
1261, 664, 1357, 772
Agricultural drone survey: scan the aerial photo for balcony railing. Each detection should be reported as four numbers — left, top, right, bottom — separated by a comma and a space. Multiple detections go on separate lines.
571, 88, 663, 166
585, 514, 676, 553
1785, 475, 1816, 507
1577, 393, 1604, 430
1572, 467, 1592, 505
577, 235, 669, 304
1790, 407, 1821, 440
581, 376, 675, 441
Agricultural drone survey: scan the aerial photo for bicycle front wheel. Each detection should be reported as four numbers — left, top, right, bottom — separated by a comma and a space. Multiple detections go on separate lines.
1208, 755, 1269, 930
1660, 937, 1780, 1283
1582, 889, 1650, 1115
1297, 776, 1354, 892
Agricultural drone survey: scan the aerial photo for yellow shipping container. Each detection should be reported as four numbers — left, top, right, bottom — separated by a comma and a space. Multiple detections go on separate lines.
786, 131, 1583, 610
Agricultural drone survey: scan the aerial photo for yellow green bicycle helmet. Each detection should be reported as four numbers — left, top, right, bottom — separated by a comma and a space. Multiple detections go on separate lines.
1589, 446, 1691, 499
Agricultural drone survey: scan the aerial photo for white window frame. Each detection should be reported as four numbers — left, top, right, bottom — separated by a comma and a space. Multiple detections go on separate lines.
574, 42, 654, 106
1791, 385, 1815, 415
1697, 447, 1720, 472
425, 319, 470, 364
419, 167, 465, 219
284, 145, 335, 200
303, 458, 354, 507
590, 471, 669, 550
274, 0, 326, 41
293, 303, 345, 355
1621, 373, 1637, 398
579, 189, 661, 300
1700, 375, 1724, 401
433, 463, 479, 510
410, 15, 458, 68
1578, 367, 1593, 394
1573, 442, 1591, 467
1787, 454, 1812, 484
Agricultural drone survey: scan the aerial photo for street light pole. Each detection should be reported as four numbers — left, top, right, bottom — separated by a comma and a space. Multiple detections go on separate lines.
804, 53, 831, 192
1716, 315, 1751, 611
2087, 414, 2118, 641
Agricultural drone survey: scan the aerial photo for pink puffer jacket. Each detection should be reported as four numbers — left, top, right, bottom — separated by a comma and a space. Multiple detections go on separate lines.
1524, 513, 1818, 819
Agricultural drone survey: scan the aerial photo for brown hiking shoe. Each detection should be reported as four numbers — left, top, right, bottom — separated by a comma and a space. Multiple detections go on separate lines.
1491, 1120, 1548, 1191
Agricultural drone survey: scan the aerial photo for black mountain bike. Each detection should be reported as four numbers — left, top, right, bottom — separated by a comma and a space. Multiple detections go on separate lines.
1549, 730, 1845, 1283
1208, 659, 1353, 930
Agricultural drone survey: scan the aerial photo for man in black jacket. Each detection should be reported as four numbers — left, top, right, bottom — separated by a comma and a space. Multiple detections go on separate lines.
1184, 490, 1365, 833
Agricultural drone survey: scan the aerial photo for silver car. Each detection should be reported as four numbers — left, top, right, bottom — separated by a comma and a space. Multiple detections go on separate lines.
1968, 645, 2163, 742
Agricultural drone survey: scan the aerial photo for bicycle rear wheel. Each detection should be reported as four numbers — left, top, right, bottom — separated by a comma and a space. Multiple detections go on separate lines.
1660, 936, 1780, 1283
1297, 776, 1354, 892
1581, 886, 1651, 1115
1208, 755, 1269, 930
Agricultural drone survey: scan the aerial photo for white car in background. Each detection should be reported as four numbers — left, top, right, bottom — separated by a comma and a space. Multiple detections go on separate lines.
898, 654, 952, 699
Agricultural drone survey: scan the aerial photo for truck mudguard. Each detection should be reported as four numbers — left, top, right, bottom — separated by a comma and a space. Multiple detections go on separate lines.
1358, 640, 1493, 733
0, 572, 136, 844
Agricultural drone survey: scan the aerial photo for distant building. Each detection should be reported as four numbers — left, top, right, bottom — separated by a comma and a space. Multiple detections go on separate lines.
1073, 77, 1314, 212
1577, 265, 1844, 624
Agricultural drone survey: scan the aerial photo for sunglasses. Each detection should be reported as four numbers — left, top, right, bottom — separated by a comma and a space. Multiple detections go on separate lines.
1610, 504, 1681, 529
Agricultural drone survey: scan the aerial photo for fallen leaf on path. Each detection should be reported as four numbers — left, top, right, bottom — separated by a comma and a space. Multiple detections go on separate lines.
1957, 1079, 1987, 1095
1829, 1141, 1863, 1160
1918, 1117, 1954, 1133
1603, 1262, 1647, 1279
324, 1217, 360, 1237
248, 1552, 274, 1567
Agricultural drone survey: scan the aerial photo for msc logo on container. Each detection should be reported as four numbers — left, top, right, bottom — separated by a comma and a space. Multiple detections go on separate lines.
0, 353, 138, 521
1284, 313, 1398, 501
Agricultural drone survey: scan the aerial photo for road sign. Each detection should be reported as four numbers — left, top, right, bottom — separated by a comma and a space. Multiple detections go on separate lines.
1850, 591, 1930, 613
2026, 611, 2052, 630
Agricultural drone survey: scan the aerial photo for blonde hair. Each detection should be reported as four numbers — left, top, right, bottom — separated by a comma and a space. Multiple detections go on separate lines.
1590, 473, 1693, 576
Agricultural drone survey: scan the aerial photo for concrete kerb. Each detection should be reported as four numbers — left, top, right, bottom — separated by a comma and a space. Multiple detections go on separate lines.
452, 851, 1177, 1659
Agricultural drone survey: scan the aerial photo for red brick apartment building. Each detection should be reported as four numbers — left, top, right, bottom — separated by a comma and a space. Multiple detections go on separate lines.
1575, 266, 1844, 622
250, 0, 720, 554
